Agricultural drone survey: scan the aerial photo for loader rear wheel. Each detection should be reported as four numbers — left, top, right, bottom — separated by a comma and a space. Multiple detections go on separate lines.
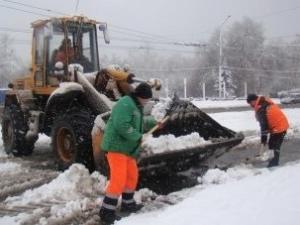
1, 104, 35, 156
51, 109, 95, 172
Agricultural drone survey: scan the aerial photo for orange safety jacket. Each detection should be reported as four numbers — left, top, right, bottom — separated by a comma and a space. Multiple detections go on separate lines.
254, 96, 289, 134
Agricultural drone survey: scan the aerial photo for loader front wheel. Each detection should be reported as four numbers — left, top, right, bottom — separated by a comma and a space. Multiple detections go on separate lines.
51, 109, 95, 172
1, 104, 35, 156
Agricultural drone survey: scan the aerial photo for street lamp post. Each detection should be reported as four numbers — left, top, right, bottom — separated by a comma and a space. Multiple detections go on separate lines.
218, 15, 231, 98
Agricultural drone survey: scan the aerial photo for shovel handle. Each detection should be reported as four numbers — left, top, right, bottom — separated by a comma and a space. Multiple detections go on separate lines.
146, 115, 170, 136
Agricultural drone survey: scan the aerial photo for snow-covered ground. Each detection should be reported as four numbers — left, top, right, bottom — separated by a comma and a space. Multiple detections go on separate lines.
192, 98, 280, 109
119, 161, 300, 225
0, 164, 107, 224
0, 101, 300, 224
209, 108, 300, 136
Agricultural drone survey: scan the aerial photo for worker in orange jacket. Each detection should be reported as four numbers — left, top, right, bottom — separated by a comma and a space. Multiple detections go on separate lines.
247, 94, 289, 167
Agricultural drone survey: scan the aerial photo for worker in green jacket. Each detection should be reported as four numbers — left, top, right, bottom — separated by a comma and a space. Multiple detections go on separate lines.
99, 82, 156, 224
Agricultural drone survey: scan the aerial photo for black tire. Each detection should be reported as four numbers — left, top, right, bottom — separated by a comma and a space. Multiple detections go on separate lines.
51, 108, 95, 172
1, 104, 35, 156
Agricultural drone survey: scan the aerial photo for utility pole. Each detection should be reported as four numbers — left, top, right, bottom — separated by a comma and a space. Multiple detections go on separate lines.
244, 82, 248, 98
75, 0, 80, 13
165, 78, 169, 98
202, 82, 206, 100
223, 81, 226, 98
219, 15, 231, 98
184, 77, 187, 99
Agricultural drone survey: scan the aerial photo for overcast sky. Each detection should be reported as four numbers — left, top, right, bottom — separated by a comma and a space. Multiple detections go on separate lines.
0, 0, 299, 63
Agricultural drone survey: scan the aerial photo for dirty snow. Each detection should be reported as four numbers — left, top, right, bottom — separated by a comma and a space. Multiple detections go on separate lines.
0, 162, 22, 174
142, 132, 211, 155
5, 164, 106, 206
0, 164, 157, 224
118, 161, 300, 225
0, 164, 107, 224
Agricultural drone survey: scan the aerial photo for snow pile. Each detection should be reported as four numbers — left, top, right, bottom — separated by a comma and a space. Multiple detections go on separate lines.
6, 164, 107, 206
0, 165, 159, 225
118, 162, 300, 225
151, 98, 172, 121
199, 164, 267, 185
51, 82, 84, 96
0, 216, 17, 225
1, 164, 108, 225
134, 188, 157, 204
142, 132, 211, 155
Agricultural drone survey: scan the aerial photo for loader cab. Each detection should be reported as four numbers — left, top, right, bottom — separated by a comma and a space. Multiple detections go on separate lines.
31, 16, 107, 93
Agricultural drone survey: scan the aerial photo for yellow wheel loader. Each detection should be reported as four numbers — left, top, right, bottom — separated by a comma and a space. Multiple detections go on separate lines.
1, 16, 243, 175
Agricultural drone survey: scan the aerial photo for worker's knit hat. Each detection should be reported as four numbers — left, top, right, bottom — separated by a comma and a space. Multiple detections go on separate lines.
134, 82, 153, 99
246, 93, 258, 103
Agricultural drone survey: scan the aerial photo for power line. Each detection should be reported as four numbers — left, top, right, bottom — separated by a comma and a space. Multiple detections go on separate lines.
258, 5, 300, 20
74, 0, 80, 14
0, 3, 51, 17
226, 66, 300, 74
99, 43, 199, 54
99, 33, 206, 47
0, 26, 31, 33
110, 27, 205, 47
0, 0, 66, 15
109, 24, 179, 43
265, 34, 300, 40
132, 66, 216, 72
0, 0, 189, 44
0, 23, 204, 50
0, 0, 203, 46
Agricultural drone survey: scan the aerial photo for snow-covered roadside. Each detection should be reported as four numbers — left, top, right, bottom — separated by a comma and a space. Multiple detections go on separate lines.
192, 99, 281, 109
0, 161, 22, 175
209, 108, 300, 136
0, 164, 155, 225
118, 161, 300, 225
0, 164, 106, 224
0, 161, 283, 225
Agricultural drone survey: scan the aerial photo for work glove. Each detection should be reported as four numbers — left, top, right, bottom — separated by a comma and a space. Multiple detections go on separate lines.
261, 134, 268, 146
127, 73, 135, 84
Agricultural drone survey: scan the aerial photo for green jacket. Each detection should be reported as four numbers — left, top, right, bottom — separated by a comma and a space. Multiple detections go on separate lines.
101, 95, 156, 157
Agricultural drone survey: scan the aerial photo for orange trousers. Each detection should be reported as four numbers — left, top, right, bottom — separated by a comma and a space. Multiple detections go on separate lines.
106, 152, 138, 196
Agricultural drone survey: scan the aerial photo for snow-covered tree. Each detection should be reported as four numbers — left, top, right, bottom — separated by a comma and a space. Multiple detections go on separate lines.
0, 34, 24, 87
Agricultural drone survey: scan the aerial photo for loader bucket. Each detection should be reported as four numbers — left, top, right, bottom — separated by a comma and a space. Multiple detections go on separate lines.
138, 99, 244, 175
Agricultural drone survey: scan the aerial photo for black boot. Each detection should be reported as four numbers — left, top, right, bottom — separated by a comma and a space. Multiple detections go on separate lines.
121, 202, 144, 213
267, 149, 280, 168
120, 192, 143, 213
99, 208, 121, 224
99, 195, 121, 224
